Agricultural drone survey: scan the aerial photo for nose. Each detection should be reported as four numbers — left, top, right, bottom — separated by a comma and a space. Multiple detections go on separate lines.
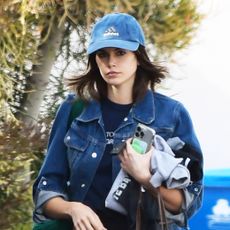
108, 54, 116, 67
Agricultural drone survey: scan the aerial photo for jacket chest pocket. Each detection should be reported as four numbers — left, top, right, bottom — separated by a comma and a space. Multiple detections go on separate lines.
64, 129, 90, 170
154, 127, 174, 141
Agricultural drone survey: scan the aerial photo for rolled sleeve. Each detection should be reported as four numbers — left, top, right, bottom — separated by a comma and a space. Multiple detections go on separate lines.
33, 190, 68, 223
32, 95, 75, 222
165, 182, 203, 227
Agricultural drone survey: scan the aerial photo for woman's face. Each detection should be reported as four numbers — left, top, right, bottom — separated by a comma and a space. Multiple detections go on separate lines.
95, 48, 138, 89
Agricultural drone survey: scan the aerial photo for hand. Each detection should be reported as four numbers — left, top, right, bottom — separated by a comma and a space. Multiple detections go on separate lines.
118, 138, 153, 185
69, 202, 107, 230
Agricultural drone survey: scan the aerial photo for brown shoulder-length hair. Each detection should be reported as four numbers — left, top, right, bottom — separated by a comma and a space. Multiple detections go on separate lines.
66, 45, 167, 102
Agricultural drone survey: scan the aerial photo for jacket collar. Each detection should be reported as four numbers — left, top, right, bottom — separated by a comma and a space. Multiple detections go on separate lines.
132, 90, 155, 124
77, 99, 101, 122
78, 90, 155, 124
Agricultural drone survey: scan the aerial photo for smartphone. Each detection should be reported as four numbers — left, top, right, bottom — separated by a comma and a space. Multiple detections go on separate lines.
131, 123, 155, 154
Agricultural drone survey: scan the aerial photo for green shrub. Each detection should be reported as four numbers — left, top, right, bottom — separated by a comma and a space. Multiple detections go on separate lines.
0, 122, 50, 229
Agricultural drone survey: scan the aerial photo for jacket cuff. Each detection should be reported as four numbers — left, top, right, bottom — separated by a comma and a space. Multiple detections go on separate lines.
165, 188, 195, 227
33, 190, 68, 223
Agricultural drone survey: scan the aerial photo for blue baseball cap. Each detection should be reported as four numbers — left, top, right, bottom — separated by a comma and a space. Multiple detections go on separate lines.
87, 13, 145, 54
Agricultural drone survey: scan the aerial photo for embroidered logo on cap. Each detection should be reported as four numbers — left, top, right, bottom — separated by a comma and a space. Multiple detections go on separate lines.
103, 27, 119, 37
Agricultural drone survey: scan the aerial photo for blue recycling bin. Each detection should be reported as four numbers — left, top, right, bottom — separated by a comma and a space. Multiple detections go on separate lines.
189, 168, 230, 230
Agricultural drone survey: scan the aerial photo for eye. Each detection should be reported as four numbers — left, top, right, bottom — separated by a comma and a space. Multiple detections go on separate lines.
116, 49, 127, 56
96, 50, 108, 58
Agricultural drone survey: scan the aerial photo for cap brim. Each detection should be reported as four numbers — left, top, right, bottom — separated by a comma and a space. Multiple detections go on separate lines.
87, 40, 139, 54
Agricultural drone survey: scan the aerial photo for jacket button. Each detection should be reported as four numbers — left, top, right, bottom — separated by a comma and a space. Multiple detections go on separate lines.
124, 117, 128, 121
91, 152, 97, 158
81, 184, 85, 188
66, 136, 71, 141
42, 181, 47, 186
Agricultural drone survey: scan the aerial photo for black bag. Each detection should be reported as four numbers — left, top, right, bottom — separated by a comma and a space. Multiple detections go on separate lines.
115, 177, 169, 230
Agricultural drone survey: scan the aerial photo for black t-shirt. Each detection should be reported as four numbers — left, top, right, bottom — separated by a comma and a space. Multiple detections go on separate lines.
84, 98, 132, 228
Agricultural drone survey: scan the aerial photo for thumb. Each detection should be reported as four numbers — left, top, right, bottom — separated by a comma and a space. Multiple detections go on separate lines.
126, 138, 134, 152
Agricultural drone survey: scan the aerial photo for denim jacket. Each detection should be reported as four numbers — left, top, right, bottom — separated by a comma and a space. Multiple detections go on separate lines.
33, 90, 203, 229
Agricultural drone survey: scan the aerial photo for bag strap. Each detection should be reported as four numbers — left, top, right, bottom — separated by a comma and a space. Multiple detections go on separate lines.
157, 190, 169, 230
135, 187, 169, 230
67, 99, 85, 129
135, 187, 143, 230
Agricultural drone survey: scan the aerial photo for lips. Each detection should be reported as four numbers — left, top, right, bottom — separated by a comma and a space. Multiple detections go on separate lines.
107, 71, 119, 76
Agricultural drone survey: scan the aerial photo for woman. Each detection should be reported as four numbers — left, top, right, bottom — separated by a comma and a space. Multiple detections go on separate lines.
33, 13, 203, 230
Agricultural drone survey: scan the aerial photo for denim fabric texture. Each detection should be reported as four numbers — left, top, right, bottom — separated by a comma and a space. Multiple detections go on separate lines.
33, 90, 203, 229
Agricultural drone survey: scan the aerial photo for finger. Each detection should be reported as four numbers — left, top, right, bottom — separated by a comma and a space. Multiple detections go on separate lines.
126, 138, 132, 144
146, 147, 154, 157
89, 220, 106, 230
146, 147, 153, 155
81, 220, 94, 230
120, 162, 129, 172
126, 139, 135, 153
122, 147, 129, 158
126, 139, 132, 149
118, 151, 125, 161
94, 216, 107, 230
76, 220, 87, 230
84, 210, 105, 230
119, 146, 129, 160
